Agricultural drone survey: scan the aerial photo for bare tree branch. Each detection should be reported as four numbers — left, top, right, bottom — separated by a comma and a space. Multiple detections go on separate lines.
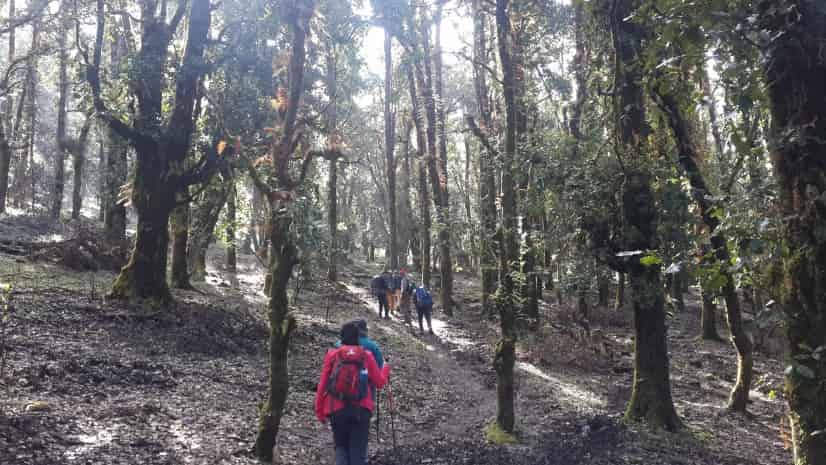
86, 0, 143, 144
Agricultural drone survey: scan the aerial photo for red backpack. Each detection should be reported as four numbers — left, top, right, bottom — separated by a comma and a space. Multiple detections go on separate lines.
326, 346, 368, 402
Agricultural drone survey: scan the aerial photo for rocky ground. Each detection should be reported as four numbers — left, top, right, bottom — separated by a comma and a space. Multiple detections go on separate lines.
0, 218, 789, 464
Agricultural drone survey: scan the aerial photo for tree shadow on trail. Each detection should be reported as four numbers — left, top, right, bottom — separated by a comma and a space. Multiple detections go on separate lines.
370, 414, 622, 465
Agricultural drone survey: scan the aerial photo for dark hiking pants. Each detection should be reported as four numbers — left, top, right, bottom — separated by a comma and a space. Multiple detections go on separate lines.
377, 293, 389, 318
330, 406, 371, 465
417, 304, 433, 332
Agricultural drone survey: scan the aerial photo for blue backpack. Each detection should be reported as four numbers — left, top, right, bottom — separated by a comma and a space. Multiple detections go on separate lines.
415, 286, 433, 307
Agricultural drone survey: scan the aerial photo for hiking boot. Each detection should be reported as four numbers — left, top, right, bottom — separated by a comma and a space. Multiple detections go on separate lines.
429, 328, 434, 335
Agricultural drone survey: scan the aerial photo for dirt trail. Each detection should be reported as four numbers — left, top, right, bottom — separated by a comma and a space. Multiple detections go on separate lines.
335, 265, 617, 465
340, 274, 496, 441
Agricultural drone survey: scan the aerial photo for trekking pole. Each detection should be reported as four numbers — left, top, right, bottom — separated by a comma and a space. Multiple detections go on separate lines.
375, 387, 381, 442
387, 380, 398, 451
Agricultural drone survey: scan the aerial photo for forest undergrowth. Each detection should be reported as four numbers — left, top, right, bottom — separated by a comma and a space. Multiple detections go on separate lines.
0, 221, 788, 465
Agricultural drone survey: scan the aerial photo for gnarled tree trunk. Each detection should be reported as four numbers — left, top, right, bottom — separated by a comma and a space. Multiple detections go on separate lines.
89, 0, 212, 304
252, 1, 318, 458
759, 1, 826, 462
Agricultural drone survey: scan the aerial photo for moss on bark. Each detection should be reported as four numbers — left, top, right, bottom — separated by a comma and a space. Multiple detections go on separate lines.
254, 210, 298, 461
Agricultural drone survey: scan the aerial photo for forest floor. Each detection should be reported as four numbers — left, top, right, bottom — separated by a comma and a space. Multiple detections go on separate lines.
0, 217, 790, 464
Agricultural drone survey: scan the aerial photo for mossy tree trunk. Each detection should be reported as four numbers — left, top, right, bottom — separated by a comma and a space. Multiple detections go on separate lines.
103, 130, 129, 242
10, 17, 38, 210
69, 115, 94, 220
324, 46, 338, 281
97, 141, 105, 221
51, 3, 69, 219
399, 118, 415, 267
433, 2, 454, 316
88, 0, 213, 304
326, 155, 338, 280
254, 209, 298, 460
170, 194, 191, 289
611, 0, 681, 430
408, 6, 454, 314
0, 0, 15, 214
0, 124, 11, 214
759, 2, 826, 462
622, 174, 681, 430
493, 0, 520, 433
188, 175, 231, 281
102, 24, 129, 241
111, 168, 175, 302
384, 28, 399, 272
598, 272, 611, 308
701, 287, 721, 340
407, 62, 431, 287
417, 154, 431, 286
653, 80, 753, 412
250, 2, 321, 459
470, 0, 498, 317
521, 221, 540, 326
571, 0, 594, 323
226, 181, 237, 273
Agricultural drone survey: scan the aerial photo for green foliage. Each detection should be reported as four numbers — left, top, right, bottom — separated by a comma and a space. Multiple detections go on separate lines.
640, 253, 663, 267
289, 181, 329, 288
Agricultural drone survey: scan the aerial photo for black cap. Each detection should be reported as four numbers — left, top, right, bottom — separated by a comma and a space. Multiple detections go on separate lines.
340, 321, 360, 345
353, 319, 368, 336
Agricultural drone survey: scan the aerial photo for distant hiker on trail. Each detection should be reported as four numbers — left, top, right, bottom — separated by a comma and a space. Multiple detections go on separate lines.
383, 271, 396, 319
391, 270, 405, 313
316, 321, 391, 465
399, 272, 415, 326
413, 285, 434, 335
371, 273, 389, 319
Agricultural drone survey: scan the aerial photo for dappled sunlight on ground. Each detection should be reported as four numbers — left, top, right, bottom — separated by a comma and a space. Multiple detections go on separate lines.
65, 424, 119, 460
517, 361, 605, 409
169, 420, 202, 452
429, 316, 476, 348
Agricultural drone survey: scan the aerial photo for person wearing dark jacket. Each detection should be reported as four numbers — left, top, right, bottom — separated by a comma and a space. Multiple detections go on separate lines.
382, 271, 395, 319
316, 321, 391, 465
413, 286, 435, 335
370, 274, 389, 318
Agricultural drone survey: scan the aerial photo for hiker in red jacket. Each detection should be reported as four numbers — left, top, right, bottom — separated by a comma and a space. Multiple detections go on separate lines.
315, 321, 391, 465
